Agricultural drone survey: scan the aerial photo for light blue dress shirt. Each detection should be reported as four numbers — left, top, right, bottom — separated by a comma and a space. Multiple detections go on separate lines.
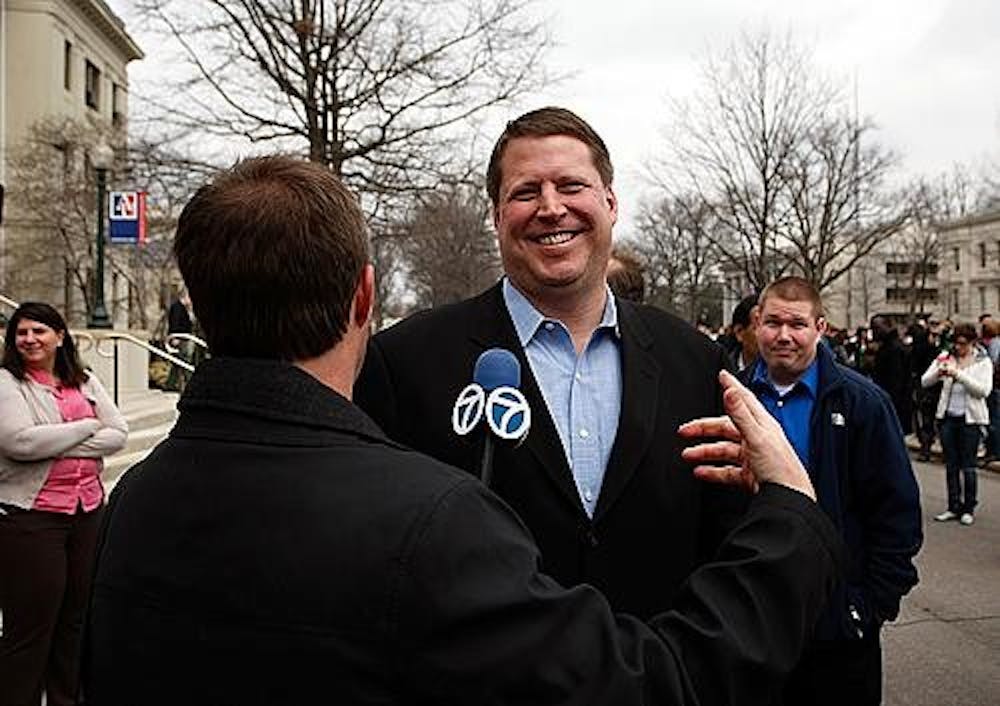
749, 357, 820, 467
502, 279, 622, 517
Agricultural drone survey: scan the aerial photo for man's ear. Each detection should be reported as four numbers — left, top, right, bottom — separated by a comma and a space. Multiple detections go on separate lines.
816, 316, 828, 336
353, 264, 375, 330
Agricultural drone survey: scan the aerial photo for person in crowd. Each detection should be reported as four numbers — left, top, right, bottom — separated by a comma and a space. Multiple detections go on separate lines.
355, 107, 746, 620
921, 322, 994, 526
744, 277, 922, 706
83, 155, 844, 705
979, 317, 999, 464
870, 315, 913, 435
725, 294, 759, 371
909, 320, 941, 462
605, 245, 645, 303
165, 289, 195, 391
0, 302, 127, 706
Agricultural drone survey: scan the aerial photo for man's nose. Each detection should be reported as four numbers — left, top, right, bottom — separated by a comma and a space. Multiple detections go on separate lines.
537, 184, 567, 219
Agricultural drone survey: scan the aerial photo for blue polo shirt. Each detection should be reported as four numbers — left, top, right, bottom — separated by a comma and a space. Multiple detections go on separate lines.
749, 357, 820, 467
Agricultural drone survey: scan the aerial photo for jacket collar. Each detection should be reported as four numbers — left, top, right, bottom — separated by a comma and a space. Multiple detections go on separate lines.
177, 357, 389, 443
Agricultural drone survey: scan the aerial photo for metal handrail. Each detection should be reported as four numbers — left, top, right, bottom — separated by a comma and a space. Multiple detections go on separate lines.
165, 332, 208, 354
92, 332, 196, 373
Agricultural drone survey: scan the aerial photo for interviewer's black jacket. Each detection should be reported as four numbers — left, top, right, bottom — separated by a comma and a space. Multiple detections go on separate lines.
743, 343, 922, 644
84, 358, 843, 705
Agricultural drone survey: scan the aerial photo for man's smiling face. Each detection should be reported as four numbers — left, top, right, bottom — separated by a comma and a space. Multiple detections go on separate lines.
493, 134, 617, 307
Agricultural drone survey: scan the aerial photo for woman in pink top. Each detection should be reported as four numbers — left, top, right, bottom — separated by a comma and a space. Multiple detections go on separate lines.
0, 302, 127, 706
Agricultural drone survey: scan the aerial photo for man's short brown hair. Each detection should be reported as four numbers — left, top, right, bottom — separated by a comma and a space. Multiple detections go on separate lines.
174, 156, 369, 360
758, 276, 825, 319
485, 107, 613, 206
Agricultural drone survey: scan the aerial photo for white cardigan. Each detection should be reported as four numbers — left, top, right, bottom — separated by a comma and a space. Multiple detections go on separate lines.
0, 368, 128, 509
920, 348, 994, 425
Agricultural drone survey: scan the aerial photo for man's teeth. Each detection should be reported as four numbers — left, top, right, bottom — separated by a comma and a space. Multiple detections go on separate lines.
537, 231, 576, 245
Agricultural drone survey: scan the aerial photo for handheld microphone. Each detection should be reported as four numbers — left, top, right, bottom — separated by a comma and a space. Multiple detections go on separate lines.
450, 348, 531, 487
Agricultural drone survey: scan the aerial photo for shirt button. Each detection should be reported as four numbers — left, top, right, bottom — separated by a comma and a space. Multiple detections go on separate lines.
777, 400, 784, 408
579, 428, 590, 439
544, 322, 555, 331
584, 489, 593, 502
575, 372, 582, 381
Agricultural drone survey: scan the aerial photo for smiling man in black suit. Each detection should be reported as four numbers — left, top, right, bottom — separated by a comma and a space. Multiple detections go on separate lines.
356, 107, 745, 619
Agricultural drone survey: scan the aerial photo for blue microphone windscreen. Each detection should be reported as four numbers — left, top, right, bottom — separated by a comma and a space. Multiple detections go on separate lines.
473, 348, 521, 391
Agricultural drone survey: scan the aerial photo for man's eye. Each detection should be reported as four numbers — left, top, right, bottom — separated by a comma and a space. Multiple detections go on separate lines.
511, 189, 536, 201
559, 182, 585, 193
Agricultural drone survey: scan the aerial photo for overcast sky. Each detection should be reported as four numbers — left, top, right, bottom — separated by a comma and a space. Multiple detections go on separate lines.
113, 0, 1000, 237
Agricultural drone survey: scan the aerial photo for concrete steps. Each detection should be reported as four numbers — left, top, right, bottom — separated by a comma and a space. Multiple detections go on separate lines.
104, 389, 179, 490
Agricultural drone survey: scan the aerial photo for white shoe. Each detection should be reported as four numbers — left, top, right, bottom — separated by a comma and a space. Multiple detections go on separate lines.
934, 510, 958, 522
959, 513, 974, 526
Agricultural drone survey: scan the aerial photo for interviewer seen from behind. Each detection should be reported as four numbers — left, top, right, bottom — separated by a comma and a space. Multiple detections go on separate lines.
0, 302, 127, 706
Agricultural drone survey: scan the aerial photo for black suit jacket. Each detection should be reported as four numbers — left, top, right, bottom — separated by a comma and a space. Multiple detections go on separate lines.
356, 283, 746, 618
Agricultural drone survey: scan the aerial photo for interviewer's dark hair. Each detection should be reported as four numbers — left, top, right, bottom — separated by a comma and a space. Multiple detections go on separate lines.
3, 302, 87, 387
486, 107, 613, 207
173, 156, 369, 360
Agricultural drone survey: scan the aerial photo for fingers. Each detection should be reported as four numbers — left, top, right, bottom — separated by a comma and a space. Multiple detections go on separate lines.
677, 416, 740, 442
692, 465, 759, 494
681, 440, 743, 464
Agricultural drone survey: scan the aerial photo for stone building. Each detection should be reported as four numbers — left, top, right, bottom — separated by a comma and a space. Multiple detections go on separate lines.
936, 208, 1000, 323
0, 0, 142, 324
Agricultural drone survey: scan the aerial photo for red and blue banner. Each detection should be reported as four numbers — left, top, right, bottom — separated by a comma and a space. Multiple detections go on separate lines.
108, 191, 147, 245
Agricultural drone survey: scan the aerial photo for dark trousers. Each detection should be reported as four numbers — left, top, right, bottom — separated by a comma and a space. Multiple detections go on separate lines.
782, 632, 882, 705
914, 386, 940, 456
938, 416, 981, 514
0, 505, 104, 706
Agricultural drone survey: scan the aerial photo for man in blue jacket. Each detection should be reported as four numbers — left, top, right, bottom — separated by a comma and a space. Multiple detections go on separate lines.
744, 276, 923, 705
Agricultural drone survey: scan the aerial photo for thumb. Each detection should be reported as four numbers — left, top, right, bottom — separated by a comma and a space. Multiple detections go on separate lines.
721, 384, 758, 444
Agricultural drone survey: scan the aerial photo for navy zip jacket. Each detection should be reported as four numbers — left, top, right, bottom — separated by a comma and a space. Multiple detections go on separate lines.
744, 343, 922, 643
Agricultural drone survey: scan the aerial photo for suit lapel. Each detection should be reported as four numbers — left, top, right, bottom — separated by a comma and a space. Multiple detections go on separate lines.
470, 284, 583, 514
594, 302, 661, 521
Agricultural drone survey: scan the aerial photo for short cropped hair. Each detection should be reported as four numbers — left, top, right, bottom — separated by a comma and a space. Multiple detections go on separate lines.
486, 107, 613, 206
606, 247, 645, 303
3, 302, 87, 387
758, 276, 825, 319
174, 156, 369, 360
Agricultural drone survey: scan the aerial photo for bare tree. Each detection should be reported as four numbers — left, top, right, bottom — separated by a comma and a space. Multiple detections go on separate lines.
133, 0, 550, 191
6, 117, 122, 324
632, 194, 719, 322
782, 116, 908, 291
885, 167, 980, 317
121, 139, 219, 330
395, 181, 500, 310
657, 30, 904, 294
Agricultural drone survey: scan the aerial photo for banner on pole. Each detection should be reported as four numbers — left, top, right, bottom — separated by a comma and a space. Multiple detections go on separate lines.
109, 191, 147, 245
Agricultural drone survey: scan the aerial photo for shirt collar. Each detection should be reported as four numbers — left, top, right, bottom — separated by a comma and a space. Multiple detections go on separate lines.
750, 354, 820, 398
502, 277, 619, 346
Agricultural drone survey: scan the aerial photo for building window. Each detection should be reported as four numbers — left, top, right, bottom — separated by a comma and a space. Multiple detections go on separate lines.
85, 60, 100, 110
980, 242, 987, 269
980, 287, 987, 313
953, 289, 959, 314
885, 262, 910, 275
953, 247, 960, 271
64, 41, 72, 90
112, 84, 123, 128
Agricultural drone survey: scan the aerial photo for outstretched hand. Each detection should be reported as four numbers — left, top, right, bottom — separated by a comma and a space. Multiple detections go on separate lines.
678, 370, 816, 501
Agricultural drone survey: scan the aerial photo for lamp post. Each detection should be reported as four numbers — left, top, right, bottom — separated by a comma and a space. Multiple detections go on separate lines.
88, 140, 114, 329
